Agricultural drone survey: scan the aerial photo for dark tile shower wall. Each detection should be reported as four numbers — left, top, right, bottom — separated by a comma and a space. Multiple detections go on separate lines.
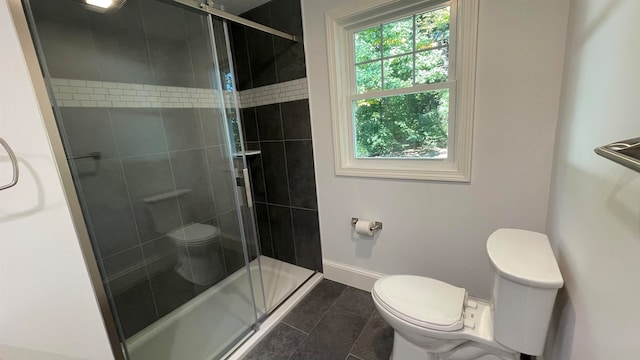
232, 0, 307, 90
29, 0, 246, 337
232, 0, 323, 272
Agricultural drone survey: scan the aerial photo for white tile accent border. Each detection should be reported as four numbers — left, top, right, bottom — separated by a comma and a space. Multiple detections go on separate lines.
49, 77, 309, 109
238, 78, 309, 108
49, 78, 219, 108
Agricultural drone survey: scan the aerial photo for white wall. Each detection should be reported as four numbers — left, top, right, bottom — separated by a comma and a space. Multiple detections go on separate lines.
0, 1, 114, 359
302, 0, 571, 298
544, 0, 640, 359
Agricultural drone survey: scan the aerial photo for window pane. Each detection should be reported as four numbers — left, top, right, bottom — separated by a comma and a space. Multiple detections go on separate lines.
356, 61, 382, 93
383, 55, 413, 89
382, 16, 413, 57
416, 7, 450, 50
415, 48, 448, 84
353, 89, 449, 159
355, 26, 381, 63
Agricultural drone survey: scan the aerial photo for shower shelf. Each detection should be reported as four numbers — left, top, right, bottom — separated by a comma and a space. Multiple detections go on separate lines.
233, 150, 261, 157
594, 137, 640, 173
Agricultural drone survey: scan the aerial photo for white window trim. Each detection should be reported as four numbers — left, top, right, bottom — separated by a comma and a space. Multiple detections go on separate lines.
326, 0, 478, 182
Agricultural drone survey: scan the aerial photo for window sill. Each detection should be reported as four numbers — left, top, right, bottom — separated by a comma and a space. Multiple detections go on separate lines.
335, 158, 471, 182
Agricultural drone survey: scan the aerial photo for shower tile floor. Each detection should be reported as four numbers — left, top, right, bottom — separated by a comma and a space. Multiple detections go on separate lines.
244, 279, 394, 360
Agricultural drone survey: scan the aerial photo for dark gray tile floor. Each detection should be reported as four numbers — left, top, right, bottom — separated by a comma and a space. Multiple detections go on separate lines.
244, 280, 394, 360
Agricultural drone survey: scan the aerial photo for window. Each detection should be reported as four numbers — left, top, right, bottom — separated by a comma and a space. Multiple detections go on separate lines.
326, 0, 478, 181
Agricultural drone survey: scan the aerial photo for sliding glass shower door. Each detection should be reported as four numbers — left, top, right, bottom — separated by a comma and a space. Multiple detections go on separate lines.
24, 0, 264, 358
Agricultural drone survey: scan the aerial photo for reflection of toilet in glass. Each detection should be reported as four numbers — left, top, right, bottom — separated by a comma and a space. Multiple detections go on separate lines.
372, 229, 564, 360
143, 189, 224, 286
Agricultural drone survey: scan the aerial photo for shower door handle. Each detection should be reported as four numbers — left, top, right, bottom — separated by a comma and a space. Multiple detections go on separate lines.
0, 137, 19, 191
242, 168, 253, 208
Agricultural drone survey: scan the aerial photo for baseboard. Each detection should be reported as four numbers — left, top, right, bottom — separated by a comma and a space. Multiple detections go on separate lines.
322, 259, 386, 291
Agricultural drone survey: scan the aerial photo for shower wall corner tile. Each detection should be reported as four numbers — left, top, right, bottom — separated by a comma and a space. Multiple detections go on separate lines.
110, 108, 167, 157
269, 0, 304, 35
77, 158, 139, 258
268, 205, 296, 265
247, 154, 266, 203
229, 23, 253, 91
246, 27, 278, 88
59, 107, 120, 159
274, 38, 307, 83
281, 99, 311, 140
102, 246, 144, 279
184, 11, 215, 89
206, 146, 237, 214
256, 103, 283, 141
88, 0, 154, 84
241, 107, 259, 142
199, 108, 225, 147
141, 236, 177, 275
260, 141, 290, 206
138, 0, 195, 88
285, 140, 318, 210
121, 153, 181, 242
29, 0, 102, 81
292, 208, 322, 272
111, 278, 159, 338
254, 202, 274, 258
161, 108, 203, 151
169, 148, 216, 223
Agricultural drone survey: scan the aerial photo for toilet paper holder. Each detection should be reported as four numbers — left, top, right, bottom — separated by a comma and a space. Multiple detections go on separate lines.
351, 217, 383, 231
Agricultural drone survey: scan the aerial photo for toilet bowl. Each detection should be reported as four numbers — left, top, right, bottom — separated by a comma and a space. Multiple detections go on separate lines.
372, 229, 563, 360
169, 223, 224, 286
143, 190, 225, 286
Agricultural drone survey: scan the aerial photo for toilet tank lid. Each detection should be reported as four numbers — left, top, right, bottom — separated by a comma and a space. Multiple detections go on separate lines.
487, 229, 564, 289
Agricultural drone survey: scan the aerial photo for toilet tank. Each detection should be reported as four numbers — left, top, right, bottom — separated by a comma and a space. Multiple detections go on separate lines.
487, 229, 563, 356
143, 189, 191, 234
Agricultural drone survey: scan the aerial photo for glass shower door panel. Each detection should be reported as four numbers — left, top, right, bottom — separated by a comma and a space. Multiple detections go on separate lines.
24, 0, 260, 359
209, 16, 268, 320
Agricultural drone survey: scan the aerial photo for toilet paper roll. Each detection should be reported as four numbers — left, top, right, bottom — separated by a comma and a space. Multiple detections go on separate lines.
355, 219, 375, 236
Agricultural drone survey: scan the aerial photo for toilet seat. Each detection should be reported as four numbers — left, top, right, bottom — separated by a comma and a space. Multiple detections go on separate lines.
373, 275, 467, 331
169, 223, 220, 246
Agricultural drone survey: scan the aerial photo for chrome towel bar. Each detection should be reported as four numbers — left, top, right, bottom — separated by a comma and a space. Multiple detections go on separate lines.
0, 137, 19, 191
70, 151, 101, 161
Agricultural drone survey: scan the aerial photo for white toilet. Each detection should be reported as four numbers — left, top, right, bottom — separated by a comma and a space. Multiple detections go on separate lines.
144, 189, 225, 286
168, 222, 224, 286
372, 228, 563, 360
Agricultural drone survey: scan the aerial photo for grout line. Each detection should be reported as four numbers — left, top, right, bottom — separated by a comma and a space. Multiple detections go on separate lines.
277, 104, 300, 268
346, 308, 376, 359
259, 138, 313, 143
254, 200, 317, 212
157, 108, 199, 293
286, 285, 348, 360
346, 354, 364, 360
111, 126, 161, 320
280, 321, 309, 336
181, 9, 199, 93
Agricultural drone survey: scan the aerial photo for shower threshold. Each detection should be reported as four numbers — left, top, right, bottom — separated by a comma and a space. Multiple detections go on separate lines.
125, 256, 321, 360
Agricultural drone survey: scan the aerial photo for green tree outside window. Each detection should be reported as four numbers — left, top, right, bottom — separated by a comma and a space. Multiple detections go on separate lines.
353, 6, 450, 158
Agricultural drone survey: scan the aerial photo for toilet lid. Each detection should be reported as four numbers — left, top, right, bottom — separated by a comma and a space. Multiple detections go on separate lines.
373, 275, 466, 331
169, 223, 220, 245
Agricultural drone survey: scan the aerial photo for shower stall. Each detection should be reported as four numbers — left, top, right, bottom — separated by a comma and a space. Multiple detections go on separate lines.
19, 0, 319, 358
